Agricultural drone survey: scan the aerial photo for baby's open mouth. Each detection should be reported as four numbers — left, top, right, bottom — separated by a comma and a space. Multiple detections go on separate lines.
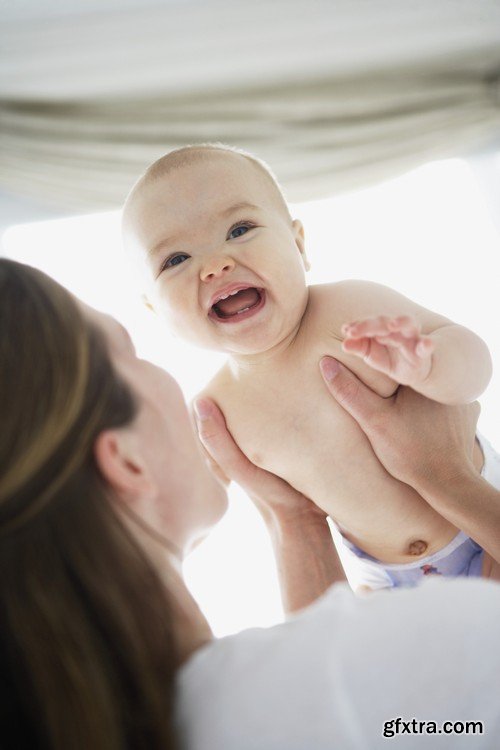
210, 287, 264, 320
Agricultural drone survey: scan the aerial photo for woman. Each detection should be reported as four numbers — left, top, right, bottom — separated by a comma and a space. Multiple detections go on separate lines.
1, 259, 499, 750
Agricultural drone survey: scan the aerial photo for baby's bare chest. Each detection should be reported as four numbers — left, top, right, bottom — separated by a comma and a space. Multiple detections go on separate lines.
208, 337, 395, 484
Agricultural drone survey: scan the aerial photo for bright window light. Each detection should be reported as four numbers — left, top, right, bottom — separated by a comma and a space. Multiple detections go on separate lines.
3, 157, 500, 636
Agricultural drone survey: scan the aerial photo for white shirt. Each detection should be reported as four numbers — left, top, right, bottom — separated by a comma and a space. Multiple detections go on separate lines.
176, 578, 500, 749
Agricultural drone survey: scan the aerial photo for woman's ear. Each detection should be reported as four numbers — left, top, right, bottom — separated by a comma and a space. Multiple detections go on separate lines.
292, 219, 311, 271
94, 429, 156, 504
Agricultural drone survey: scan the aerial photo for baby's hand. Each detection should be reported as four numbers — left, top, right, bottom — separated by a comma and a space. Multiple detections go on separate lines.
341, 315, 435, 386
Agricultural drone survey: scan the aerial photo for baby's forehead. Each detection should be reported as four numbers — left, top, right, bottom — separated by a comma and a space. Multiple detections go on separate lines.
154, 159, 283, 218
148, 152, 265, 195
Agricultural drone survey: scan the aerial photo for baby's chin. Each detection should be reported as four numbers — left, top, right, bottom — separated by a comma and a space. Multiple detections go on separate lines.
210, 319, 304, 357
172, 325, 287, 356
171, 299, 306, 356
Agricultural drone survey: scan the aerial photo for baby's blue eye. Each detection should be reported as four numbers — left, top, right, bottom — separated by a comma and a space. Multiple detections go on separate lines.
164, 253, 189, 270
228, 223, 254, 240
230, 225, 248, 239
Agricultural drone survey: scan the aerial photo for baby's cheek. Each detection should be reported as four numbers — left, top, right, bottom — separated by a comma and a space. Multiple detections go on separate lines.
156, 287, 188, 320
168, 303, 195, 332
154, 285, 215, 346
172, 305, 212, 345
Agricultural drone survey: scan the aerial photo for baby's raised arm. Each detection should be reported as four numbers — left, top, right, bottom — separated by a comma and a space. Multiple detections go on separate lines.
329, 280, 492, 404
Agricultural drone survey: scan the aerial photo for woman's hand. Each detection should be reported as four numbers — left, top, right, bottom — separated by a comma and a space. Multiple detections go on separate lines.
193, 397, 345, 611
319, 356, 500, 573
319, 356, 479, 489
193, 397, 326, 525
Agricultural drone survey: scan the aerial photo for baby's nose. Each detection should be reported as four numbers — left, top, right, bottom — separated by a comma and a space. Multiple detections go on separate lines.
200, 254, 235, 282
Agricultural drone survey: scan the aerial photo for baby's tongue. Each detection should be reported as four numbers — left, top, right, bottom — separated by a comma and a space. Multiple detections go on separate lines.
215, 288, 260, 317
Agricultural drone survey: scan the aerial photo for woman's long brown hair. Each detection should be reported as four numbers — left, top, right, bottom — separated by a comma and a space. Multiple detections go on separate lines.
0, 260, 178, 749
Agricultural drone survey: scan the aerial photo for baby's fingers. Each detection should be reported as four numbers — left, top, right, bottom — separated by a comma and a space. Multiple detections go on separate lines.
375, 333, 434, 363
342, 336, 370, 357
415, 337, 434, 357
387, 315, 421, 338
342, 336, 393, 373
342, 316, 392, 339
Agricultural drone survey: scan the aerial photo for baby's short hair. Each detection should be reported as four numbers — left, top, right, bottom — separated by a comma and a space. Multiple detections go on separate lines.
125, 142, 291, 220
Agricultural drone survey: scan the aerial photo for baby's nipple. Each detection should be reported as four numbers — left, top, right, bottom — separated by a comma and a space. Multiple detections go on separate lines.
408, 539, 428, 556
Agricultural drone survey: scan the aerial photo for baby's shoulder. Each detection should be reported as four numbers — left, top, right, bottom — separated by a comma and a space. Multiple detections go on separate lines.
308, 279, 394, 308
305, 280, 382, 335
307, 279, 404, 330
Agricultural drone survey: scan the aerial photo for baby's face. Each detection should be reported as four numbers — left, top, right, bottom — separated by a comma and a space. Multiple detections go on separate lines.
124, 153, 309, 354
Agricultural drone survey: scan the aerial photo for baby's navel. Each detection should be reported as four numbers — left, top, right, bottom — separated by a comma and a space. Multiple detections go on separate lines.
407, 539, 428, 556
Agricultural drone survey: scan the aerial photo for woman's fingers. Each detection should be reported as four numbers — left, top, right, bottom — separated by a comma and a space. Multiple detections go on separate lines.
199, 441, 231, 487
194, 398, 288, 494
319, 357, 388, 430
193, 398, 316, 513
321, 357, 482, 487
471, 400, 481, 425
193, 398, 259, 487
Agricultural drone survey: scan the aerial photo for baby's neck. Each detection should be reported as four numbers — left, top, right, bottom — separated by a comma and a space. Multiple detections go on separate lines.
228, 317, 304, 376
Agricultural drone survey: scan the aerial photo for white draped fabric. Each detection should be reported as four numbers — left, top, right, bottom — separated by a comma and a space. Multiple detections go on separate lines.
1, 0, 500, 213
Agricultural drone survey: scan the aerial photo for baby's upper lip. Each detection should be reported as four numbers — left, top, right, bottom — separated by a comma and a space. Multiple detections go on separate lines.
208, 282, 262, 311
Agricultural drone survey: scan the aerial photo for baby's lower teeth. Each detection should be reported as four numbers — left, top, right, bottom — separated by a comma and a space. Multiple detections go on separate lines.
236, 307, 250, 314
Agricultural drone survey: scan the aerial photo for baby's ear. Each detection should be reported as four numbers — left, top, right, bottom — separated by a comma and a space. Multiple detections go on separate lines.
292, 219, 311, 272
141, 293, 156, 313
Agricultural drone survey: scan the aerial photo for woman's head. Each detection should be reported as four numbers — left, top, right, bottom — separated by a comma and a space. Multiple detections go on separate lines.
0, 260, 137, 536
0, 259, 226, 749
83, 302, 228, 556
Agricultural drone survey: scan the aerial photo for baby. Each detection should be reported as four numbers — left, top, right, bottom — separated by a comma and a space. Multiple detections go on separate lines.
122, 143, 500, 590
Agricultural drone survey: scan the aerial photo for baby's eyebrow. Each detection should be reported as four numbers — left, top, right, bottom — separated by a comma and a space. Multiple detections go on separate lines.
148, 236, 176, 259
147, 202, 261, 259
220, 201, 261, 217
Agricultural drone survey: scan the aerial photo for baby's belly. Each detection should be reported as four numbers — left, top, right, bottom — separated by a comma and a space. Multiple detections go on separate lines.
277, 422, 458, 563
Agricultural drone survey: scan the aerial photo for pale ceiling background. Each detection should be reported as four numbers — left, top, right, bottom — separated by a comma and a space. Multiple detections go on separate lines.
1, 0, 499, 226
